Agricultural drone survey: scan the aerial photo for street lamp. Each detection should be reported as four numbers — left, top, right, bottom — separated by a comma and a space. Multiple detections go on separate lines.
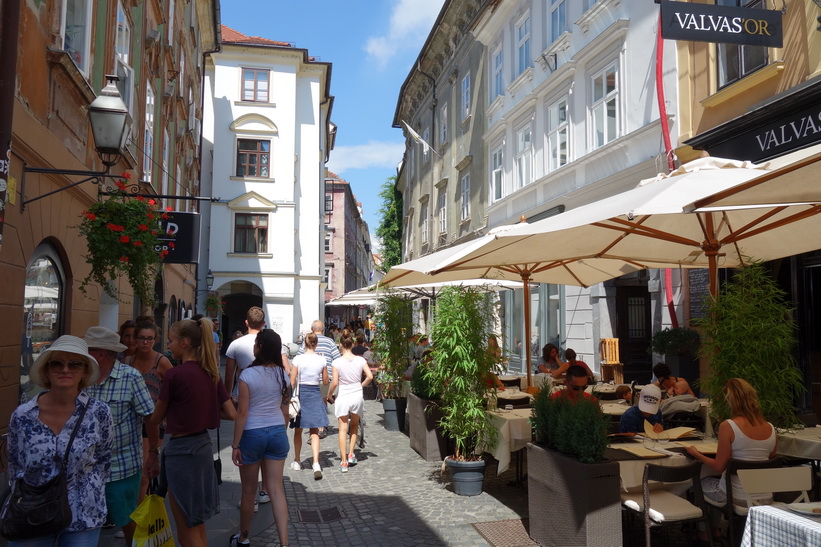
205, 269, 215, 290
21, 74, 132, 210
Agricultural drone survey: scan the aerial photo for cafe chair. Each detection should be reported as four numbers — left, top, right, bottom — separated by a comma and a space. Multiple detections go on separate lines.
621, 460, 712, 547
599, 338, 624, 384
703, 457, 781, 547
736, 466, 812, 507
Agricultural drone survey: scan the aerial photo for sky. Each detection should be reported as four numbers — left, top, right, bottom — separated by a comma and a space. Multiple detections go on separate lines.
221, 0, 447, 251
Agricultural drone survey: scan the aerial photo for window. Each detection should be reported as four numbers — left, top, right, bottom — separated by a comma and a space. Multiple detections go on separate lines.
324, 192, 333, 212
516, 16, 531, 77
460, 173, 470, 221
234, 213, 268, 253
515, 124, 533, 189
143, 84, 155, 184
420, 204, 429, 244
162, 129, 170, 195
591, 63, 619, 149
324, 231, 332, 253
115, 2, 133, 113
242, 68, 270, 102
236, 139, 270, 177
167, 0, 175, 43
716, 0, 768, 88
437, 190, 446, 234
547, 97, 568, 171
550, 0, 567, 43
62, 0, 92, 75
422, 128, 430, 162
439, 104, 448, 146
493, 48, 504, 99
491, 146, 504, 202
461, 74, 471, 120
408, 142, 416, 179
324, 266, 332, 287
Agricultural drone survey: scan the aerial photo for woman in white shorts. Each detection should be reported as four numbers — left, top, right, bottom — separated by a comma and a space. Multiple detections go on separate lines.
327, 333, 373, 473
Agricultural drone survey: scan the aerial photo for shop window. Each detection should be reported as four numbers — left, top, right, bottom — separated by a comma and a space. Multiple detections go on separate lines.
716, 0, 768, 89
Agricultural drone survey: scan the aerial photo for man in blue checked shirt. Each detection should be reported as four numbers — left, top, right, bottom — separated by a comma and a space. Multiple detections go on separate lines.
84, 326, 156, 544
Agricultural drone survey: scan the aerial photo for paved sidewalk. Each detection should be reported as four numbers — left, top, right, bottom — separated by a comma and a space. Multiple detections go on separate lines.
99, 399, 528, 547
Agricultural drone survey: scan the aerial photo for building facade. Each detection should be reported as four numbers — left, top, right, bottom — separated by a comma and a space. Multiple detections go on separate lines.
0, 0, 218, 421
200, 26, 334, 344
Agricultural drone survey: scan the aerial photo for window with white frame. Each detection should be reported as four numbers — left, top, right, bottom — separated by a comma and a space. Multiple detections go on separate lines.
550, 0, 567, 44
324, 231, 332, 253
422, 128, 431, 163
516, 16, 531, 77
716, 0, 768, 89
515, 124, 533, 189
437, 190, 446, 234
461, 74, 471, 120
236, 139, 270, 177
591, 62, 619, 149
62, 0, 92, 75
115, 2, 133, 113
324, 192, 333, 212
460, 173, 470, 221
547, 97, 568, 171
143, 83, 155, 184
242, 68, 270, 102
420, 204, 429, 245
234, 213, 268, 254
491, 146, 504, 202
493, 48, 504, 100
439, 104, 448, 146
324, 266, 332, 287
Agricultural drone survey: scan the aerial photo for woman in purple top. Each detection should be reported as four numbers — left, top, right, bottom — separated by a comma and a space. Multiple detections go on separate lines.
148, 318, 236, 547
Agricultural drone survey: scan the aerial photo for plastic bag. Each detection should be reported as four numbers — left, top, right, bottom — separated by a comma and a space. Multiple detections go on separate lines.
130, 494, 176, 547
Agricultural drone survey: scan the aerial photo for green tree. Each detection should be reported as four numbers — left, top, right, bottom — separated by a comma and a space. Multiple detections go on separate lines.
376, 175, 403, 271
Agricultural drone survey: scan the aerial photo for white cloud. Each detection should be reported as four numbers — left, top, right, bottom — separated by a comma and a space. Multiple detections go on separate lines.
365, 0, 446, 68
327, 141, 405, 173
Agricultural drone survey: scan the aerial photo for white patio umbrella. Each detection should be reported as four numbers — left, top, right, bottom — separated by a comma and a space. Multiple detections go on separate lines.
329, 279, 526, 306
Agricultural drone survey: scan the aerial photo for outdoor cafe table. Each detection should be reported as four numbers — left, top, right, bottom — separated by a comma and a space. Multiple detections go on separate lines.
741, 505, 821, 547
498, 373, 554, 391
608, 439, 719, 493
777, 427, 821, 460
485, 408, 533, 477
600, 398, 714, 438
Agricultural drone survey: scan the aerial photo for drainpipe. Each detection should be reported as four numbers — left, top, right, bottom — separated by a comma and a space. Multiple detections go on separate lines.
0, 0, 22, 250
417, 61, 437, 249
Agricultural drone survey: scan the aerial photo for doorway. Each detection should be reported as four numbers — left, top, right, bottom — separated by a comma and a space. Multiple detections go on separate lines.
616, 286, 652, 384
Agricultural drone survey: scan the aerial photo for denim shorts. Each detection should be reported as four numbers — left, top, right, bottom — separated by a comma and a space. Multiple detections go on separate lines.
239, 425, 289, 463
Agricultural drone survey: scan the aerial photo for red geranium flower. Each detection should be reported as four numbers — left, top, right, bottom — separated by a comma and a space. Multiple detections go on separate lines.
122, 172, 132, 180
119, 235, 130, 243
148, 199, 156, 206
115, 181, 127, 191
119, 256, 129, 262
133, 240, 143, 247
169, 242, 175, 249
138, 224, 148, 231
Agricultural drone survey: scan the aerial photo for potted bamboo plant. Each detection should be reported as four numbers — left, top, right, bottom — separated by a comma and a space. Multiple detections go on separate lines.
528, 385, 621, 546
372, 291, 414, 431
424, 286, 498, 496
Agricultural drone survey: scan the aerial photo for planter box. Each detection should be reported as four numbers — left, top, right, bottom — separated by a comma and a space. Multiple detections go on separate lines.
527, 443, 621, 547
382, 397, 407, 432
408, 393, 448, 461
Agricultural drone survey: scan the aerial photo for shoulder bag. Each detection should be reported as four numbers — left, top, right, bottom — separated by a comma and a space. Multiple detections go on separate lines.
0, 401, 89, 540
281, 367, 300, 422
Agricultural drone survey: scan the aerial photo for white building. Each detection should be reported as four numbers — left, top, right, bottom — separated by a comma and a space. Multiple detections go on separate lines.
200, 26, 334, 343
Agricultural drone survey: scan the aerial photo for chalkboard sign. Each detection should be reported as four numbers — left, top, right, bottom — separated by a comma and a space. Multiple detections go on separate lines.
689, 269, 710, 321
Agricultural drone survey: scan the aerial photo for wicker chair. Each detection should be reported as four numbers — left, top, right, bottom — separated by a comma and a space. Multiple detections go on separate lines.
621, 460, 712, 547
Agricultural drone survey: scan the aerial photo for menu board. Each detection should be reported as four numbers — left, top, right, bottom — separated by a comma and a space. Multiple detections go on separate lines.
689, 269, 710, 321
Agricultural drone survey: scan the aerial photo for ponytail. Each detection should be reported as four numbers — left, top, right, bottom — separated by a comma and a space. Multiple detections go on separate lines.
172, 318, 220, 383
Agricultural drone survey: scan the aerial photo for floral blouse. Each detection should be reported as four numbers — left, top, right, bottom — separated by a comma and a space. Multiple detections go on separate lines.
7, 391, 113, 532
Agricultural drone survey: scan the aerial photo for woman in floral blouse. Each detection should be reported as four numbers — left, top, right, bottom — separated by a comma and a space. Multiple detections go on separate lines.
6, 335, 113, 546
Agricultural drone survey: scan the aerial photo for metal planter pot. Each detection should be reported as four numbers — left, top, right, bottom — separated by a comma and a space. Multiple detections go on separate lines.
445, 457, 486, 497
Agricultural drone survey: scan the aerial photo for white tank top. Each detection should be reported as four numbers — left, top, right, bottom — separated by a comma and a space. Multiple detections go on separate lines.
332, 355, 366, 395
293, 353, 326, 386
720, 419, 776, 503
239, 365, 288, 429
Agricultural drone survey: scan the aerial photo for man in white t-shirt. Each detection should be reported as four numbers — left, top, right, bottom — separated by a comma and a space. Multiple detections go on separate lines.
225, 306, 266, 401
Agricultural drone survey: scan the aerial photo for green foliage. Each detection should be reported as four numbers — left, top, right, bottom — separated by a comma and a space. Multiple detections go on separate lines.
532, 386, 610, 464
77, 178, 163, 305
695, 262, 804, 428
649, 327, 700, 356
410, 359, 439, 401
425, 286, 498, 461
376, 176, 403, 271
204, 295, 223, 317
372, 291, 414, 399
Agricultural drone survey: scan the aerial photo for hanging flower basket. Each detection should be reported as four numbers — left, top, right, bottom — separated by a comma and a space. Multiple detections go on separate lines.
204, 295, 223, 317
78, 174, 166, 305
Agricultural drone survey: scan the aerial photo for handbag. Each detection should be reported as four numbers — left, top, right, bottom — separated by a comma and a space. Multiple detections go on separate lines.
214, 428, 223, 485
130, 489, 175, 547
282, 366, 300, 422
0, 402, 88, 541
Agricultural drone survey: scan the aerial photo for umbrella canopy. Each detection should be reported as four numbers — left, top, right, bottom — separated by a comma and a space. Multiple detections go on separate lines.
329, 279, 526, 306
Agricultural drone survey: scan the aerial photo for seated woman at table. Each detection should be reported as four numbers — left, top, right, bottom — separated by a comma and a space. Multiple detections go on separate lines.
537, 343, 564, 374
548, 348, 594, 380
652, 363, 696, 398
619, 384, 664, 433
686, 378, 776, 503
660, 379, 701, 417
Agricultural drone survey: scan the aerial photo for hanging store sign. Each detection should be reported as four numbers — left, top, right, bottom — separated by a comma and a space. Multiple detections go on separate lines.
157, 211, 200, 264
660, 1, 783, 48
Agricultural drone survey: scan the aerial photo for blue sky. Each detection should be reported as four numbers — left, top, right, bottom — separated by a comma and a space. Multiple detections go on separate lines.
221, 0, 447, 249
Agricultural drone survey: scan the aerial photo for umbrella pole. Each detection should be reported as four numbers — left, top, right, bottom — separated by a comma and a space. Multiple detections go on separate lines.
522, 272, 532, 388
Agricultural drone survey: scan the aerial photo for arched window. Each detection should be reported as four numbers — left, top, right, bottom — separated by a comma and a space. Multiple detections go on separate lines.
21, 243, 66, 403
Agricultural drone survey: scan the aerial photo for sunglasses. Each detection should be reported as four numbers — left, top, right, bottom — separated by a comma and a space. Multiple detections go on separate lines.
137, 336, 156, 342
47, 360, 86, 372
569, 384, 587, 391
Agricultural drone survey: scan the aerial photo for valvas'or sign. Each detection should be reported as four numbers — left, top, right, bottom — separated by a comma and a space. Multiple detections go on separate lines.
660, 1, 782, 47
157, 212, 200, 264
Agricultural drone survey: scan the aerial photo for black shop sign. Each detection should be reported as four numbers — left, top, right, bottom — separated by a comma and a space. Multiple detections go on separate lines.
157, 211, 200, 264
660, 1, 782, 48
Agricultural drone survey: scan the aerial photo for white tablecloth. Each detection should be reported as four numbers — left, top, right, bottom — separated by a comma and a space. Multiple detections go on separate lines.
614, 439, 718, 492
741, 505, 821, 547
485, 408, 533, 475
601, 399, 714, 437
777, 427, 821, 460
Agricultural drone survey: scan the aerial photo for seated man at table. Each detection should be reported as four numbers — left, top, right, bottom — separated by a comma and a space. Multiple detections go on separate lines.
620, 384, 664, 433
551, 365, 594, 401
661, 379, 701, 417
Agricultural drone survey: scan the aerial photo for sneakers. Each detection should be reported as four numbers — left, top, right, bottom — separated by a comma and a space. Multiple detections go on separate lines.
102, 519, 116, 529
229, 533, 251, 547
339, 463, 348, 473
258, 489, 270, 504
235, 498, 259, 512
347, 453, 357, 465
114, 530, 125, 539
312, 462, 323, 480
318, 429, 327, 439
290, 460, 302, 471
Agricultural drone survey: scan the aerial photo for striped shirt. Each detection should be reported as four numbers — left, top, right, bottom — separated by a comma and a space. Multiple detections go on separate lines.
84, 361, 154, 481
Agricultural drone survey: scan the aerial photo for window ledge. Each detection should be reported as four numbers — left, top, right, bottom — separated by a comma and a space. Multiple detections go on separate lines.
229, 176, 275, 182
701, 62, 784, 109
233, 101, 276, 108
228, 253, 273, 259
506, 67, 534, 100
575, 0, 619, 34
